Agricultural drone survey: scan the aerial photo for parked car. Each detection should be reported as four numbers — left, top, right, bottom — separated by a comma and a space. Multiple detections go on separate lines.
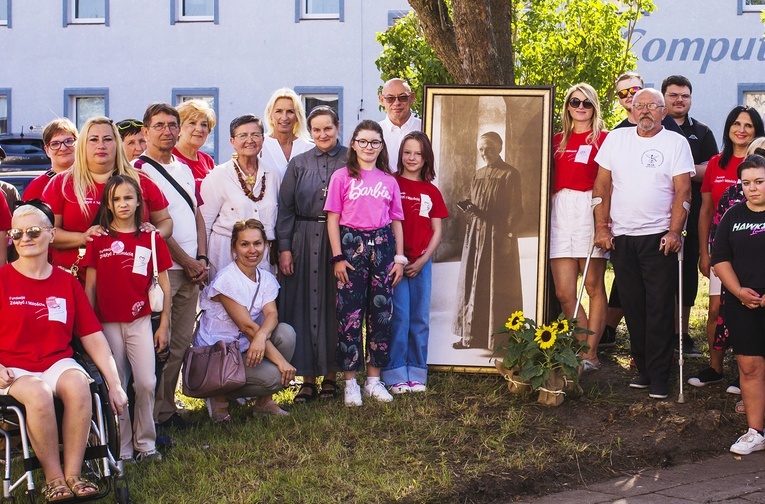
0, 169, 47, 196
0, 132, 51, 172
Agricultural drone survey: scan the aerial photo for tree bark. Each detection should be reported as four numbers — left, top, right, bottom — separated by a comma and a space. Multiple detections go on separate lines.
408, 0, 515, 85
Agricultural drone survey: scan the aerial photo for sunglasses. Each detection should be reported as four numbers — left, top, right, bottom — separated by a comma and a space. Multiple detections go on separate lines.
381, 94, 411, 104
116, 120, 143, 130
617, 86, 642, 99
568, 98, 594, 109
8, 226, 53, 241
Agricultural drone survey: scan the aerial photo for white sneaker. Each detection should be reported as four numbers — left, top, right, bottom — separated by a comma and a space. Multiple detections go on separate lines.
389, 382, 411, 394
363, 380, 393, 403
408, 381, 427, 393
730, 428, 765, 455
344, 380, 362, 407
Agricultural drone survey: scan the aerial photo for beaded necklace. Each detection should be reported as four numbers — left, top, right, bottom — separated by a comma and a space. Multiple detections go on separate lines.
232, 157, 266, 203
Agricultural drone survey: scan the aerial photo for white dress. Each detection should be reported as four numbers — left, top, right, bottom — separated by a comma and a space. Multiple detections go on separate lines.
200, 158, 280, 278
259, 135, 313, 180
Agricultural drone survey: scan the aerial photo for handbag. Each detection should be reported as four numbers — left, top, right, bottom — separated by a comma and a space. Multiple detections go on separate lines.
181, 271, 261, 398
182, 340, 246, 398
147, 231, 164, 313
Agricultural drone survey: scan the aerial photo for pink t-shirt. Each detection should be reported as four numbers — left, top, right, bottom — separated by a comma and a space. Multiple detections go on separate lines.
323, 167, 404, 230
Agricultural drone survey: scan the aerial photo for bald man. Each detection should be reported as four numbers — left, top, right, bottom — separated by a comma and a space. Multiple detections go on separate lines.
378, 78, 421, 172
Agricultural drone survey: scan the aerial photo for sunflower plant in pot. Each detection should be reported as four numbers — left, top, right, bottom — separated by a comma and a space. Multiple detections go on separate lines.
494, 311, 589, 406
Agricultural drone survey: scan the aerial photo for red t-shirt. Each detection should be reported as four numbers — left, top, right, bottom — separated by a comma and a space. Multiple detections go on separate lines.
22, 170, 57, 201
0, 193, 10, 230
0, 265, 102, 372
552, 130, 608, 193
81, 231, 173, 322
700, 154, 744, 209
41, 172, 169, 270
396, 176, 449, 263
172, 147, 215, 194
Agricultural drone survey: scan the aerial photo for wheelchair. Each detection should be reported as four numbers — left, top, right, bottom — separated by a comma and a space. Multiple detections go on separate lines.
0, 348, 129, 503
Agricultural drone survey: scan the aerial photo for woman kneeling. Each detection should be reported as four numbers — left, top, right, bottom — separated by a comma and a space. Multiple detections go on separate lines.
194, 219, 296, 421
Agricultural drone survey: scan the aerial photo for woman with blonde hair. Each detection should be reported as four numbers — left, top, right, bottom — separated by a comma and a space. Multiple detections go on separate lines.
42, 116, 172, 280
259, 88, 313, 179
550, 83, 609, 370
23, 118, 79, 200
173, 99, 217, 192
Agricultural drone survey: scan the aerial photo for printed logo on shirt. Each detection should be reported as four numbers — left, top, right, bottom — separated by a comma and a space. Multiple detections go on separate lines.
348, 179, 391, 201
641, 149, 664, 169
9, 296, 64, 322
731, 222, 765, 235
132, 301, 145, 317
46, 297, 67, 323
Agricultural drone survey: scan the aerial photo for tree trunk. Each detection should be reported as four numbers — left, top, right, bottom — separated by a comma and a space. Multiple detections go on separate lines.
408, 0, 515, 85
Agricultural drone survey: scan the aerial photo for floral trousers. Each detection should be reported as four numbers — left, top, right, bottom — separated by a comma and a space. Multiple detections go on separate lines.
335, 225, 395, 371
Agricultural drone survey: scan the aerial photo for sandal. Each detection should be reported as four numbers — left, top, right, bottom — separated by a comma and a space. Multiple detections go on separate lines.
205, 396, 232, 423
319, 379, 338, 399
42, 478, 73, 502
293, 382, 318, 403
251, 400, 290, 417
66, 475, 99, 497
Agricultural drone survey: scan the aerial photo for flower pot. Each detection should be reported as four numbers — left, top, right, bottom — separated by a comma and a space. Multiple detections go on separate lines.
537, 368, 566, 407
494, 359, 531, 395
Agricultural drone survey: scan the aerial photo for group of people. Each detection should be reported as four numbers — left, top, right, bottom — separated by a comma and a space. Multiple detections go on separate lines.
0, 78, 451, 499
553, 72, 765, 456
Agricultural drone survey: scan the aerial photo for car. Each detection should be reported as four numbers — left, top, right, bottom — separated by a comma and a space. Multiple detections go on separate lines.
0, 169, 47, 196
0, 132, 51, 172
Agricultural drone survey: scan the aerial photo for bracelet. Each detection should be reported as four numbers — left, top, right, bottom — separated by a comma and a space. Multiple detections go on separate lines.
196, 254, 209, 266
329, 254, 345, 265
394, 254, 409, 266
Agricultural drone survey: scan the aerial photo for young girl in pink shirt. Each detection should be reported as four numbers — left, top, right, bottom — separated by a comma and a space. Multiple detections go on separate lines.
83, 175, 172, 463
324, 120, 406, 406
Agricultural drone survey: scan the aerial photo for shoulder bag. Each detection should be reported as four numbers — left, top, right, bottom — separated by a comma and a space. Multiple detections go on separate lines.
147, 231, 164, 313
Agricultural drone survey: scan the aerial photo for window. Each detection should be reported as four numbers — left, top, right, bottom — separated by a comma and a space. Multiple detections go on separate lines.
739, 84, 765, 120
0, 90, 10, 134
63, 0, 108, 25
294, 86, 343, 137
172, 88, 219, 162
388, 10, 409, 26
63, 89, 108, 130
172, 0, 218, 24
739, 0, 765, 13
0, 0, 10, 27
296, 0, 343, 21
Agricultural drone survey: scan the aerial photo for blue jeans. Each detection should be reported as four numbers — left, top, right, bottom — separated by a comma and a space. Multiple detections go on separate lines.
382, 258, 432, 385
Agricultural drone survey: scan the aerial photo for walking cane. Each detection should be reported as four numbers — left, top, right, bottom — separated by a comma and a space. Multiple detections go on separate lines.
676, 201, 691, 404
574, 197, 604, 320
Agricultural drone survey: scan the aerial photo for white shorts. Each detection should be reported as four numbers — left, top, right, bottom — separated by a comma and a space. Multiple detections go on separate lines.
549, 189, 606, 260
709, 267, 722, 296
0, 358, 91, 396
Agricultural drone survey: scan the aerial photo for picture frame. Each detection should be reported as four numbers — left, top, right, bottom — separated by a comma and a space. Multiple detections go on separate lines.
423, 85, 555, 373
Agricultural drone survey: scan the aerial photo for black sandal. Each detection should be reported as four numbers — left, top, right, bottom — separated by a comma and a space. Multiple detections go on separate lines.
319, 379, 338, 399
293, 382, 318, 403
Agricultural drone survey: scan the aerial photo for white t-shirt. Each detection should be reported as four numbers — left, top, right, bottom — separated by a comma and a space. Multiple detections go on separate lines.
379, 114, 422, 172
195, 262, 280, 352
134, 155, 198, 270
594, 127, 695, 236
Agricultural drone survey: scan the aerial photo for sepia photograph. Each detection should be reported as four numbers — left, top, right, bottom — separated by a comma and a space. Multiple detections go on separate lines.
423, 86, 554, 372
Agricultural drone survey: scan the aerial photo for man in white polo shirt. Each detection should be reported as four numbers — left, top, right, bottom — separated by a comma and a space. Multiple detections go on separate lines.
378, 78, 421, 172
134, 103, 209, 430
593, 88, 694, 400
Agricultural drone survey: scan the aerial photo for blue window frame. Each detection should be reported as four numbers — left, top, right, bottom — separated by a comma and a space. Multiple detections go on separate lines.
739, 83, 765, 120
172, 87, 220, 162
63, 0, 108, 26
0, 0, 11, 27
63, 88, 109, 131
0, 89, 11, 134
738, 0, 765, 14
294, 86, 343, 139
295, 0, 343, 22
171, 0, 218, 24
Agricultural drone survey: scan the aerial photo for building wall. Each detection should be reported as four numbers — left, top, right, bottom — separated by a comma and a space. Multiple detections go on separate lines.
633, 1, 765, 140
0, 0, 410, 162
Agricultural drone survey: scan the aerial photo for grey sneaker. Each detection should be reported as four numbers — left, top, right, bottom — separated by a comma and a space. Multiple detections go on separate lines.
344, 380, 362, 407
135, 450, 162, 463
730, 428, 765, 455
363, 380, 393, 403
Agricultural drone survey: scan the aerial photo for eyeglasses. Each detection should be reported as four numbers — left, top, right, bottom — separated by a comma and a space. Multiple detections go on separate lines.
354, 139, 383, 149
46, 138, 76, 150
666, 92, 691, 101
568, 98, 594, 109
149, 122, 179, 132
617, 86, 643, 99
633, 103, 664, 111
8, 226, 53, 241
117, 120, 143, 130
234, 133, 264, 141
381, 94, 411, 104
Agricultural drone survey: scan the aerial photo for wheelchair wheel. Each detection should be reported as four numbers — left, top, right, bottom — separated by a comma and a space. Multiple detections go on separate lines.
116, 485, 130, 504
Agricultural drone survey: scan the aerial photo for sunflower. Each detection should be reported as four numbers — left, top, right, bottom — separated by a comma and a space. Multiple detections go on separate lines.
550, 319, 569, 334
505, 311, 525, 331
534, 325, 558, 349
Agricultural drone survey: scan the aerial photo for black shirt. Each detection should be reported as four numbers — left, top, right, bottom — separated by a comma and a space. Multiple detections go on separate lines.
614, 115, 684, 135
711, 202, 765, 289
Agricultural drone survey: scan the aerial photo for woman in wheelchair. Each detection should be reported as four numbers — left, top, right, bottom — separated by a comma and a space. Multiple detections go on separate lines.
0, 201, 128, 502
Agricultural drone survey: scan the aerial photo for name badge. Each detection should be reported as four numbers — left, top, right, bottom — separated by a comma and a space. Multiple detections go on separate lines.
419, 194, 433, 218
574, 144, 593, 164
133, 246, 151, 276
46, 297, 67, 323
